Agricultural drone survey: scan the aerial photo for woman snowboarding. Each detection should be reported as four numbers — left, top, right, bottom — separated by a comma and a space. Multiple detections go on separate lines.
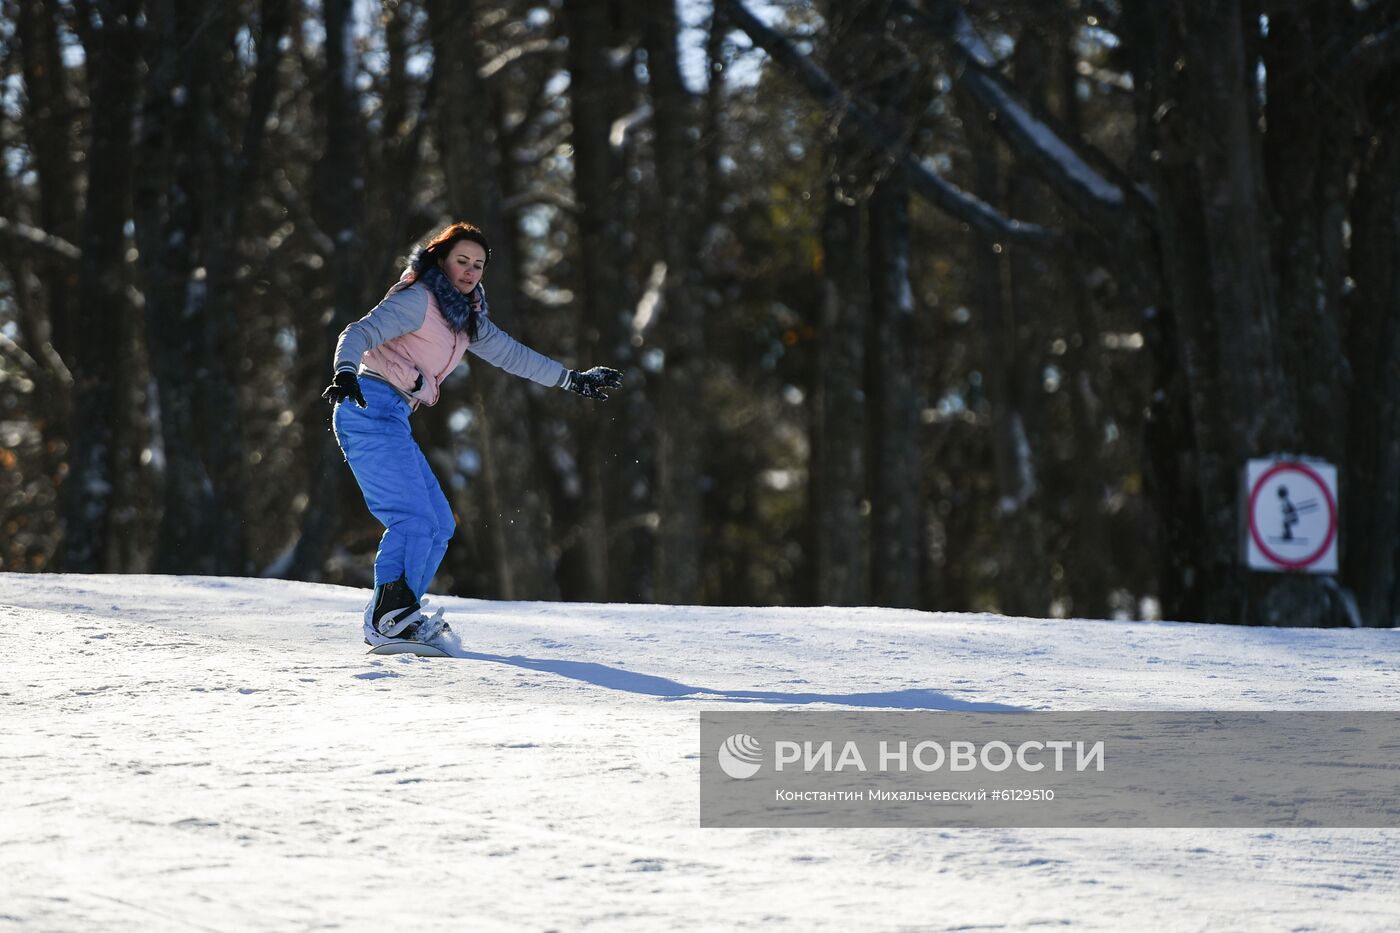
323, 222, 622, 645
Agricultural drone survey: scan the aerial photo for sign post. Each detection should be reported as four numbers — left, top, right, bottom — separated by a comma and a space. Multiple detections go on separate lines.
1244, 459, 1338, 574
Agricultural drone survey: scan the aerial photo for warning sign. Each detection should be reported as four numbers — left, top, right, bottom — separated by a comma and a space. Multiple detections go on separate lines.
1244, 459, 1338, 574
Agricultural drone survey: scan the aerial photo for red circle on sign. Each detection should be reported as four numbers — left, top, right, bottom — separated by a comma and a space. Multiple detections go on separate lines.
1247, 461, 1337, 570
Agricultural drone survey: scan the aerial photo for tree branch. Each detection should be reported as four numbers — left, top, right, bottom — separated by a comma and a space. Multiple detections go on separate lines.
0, 330, 43, 384
266, 173, 335, 256
714, 0, 1069, 250
480, 37, 565, 81
897, 0, 1149, 238
0, 309, 74, 389
235, 0, 290, 194
0, 216, 82, 262
500, 49, 568, 152
502, 188, 580, 216
1332, 21, 1400, 91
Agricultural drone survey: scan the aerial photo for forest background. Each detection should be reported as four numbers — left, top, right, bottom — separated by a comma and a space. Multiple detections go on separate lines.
2, 0, 1397, 627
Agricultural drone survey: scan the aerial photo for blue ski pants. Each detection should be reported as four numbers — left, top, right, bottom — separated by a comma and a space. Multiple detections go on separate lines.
332, 376, 455, 598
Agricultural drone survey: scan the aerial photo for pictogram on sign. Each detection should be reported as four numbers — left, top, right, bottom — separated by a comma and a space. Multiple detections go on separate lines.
1244, 459, 1338, 574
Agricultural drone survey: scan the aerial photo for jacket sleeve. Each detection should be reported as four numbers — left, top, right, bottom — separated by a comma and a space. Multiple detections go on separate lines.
467, 316, 571, 388
333, 285, 430, 372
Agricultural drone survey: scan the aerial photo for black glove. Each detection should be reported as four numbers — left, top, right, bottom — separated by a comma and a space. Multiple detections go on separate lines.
322, 370, 366, 408
565, 366, 624, 401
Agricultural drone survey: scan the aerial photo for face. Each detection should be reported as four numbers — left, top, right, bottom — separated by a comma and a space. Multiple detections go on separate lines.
439, 239, 487, 293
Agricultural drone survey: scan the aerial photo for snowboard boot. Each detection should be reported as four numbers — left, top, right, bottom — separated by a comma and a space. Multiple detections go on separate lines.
368, 577, 423, 639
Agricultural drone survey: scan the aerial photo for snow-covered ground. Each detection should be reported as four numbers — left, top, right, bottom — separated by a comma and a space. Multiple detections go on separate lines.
2, 573, 1398, 931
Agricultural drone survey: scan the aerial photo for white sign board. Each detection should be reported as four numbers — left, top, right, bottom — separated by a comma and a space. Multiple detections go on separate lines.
1244, 459, 1338, 574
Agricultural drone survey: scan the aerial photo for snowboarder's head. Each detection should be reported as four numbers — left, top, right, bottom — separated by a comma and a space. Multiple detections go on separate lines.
408, 222, 492, 294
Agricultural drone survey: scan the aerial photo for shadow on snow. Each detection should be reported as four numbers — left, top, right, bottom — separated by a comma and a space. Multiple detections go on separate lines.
453, 650, 1026, 712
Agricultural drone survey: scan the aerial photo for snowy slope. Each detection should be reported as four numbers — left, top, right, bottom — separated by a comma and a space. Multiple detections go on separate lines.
2, 573, 1398, 932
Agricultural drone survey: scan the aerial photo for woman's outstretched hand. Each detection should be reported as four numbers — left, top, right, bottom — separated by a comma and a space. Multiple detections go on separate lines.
322, 370, 366, 408
565, 366, 624, 401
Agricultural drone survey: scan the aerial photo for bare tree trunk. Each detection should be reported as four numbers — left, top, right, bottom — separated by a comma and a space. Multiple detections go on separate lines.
427, 0, 558, 600
135, 0, 200, 573
1001, 22, 1064, 616
16, 0, 79, 387
186, 1, 250, 574
135, 0, 265, 574
61, 0, 139, 571
13, 0, 79, 526
562, 0, 636, 601
201, 0, 288, 570
1046, 17, 1113, 620
866, 156, 920, 606
808, 6, 869, 605
1262, 4, 1350, 464
1114, 4, 1208, 623
288, 0, 362, 581
840, 1, 920, 609
643, 0, 706, 605
958, 92, 1049, 617
1345, 108, 1400, 627
1129, 0, 1347, 626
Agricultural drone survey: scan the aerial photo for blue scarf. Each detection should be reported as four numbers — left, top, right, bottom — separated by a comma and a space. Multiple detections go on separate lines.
418, 263, 486, 339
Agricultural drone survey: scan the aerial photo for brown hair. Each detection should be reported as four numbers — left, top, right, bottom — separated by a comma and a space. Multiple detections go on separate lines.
406, 222, 492, 280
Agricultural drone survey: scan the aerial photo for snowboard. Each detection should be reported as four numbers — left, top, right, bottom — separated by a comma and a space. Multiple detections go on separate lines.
367, 639, 452, 658
365, 609, 452, 658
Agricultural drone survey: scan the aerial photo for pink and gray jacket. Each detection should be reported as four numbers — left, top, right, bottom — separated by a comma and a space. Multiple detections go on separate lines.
333, 277, 568, 410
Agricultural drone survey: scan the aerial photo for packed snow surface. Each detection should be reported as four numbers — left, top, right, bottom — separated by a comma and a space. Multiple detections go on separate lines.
2, 573, 1398, 931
